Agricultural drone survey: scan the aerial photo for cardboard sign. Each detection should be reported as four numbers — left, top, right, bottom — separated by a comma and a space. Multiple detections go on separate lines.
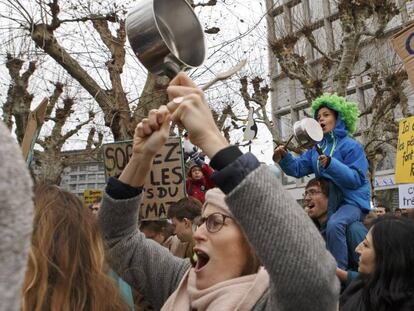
392, 22, 414, 89
83, 189, 103, 208
102, 137, 186, 220
21, 97, 48, 166
399, 184, 414, 208
395, 116, 414, 184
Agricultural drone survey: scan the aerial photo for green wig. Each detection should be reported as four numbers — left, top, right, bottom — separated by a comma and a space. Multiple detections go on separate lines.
311, 93, 360, 134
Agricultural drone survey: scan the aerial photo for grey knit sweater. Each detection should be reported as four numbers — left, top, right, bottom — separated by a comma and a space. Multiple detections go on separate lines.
0, 122, 33, 311
99, 165, 339, 310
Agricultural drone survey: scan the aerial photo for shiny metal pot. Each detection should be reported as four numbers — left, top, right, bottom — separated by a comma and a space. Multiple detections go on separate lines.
292, 118, 323, 149
126, 0, 206, 78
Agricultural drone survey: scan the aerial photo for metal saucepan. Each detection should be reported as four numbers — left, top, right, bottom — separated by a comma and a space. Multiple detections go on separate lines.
126, 0, 206, 78
285, 118, 324, 153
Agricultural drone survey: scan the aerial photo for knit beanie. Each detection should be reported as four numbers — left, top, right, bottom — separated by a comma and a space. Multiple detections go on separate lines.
203, 188, 233, 217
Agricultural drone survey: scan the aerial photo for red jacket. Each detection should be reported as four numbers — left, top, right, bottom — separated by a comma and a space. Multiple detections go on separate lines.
186, 163, 215, 203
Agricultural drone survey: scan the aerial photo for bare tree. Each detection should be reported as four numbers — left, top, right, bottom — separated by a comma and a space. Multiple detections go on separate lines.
2, 54, 101, 184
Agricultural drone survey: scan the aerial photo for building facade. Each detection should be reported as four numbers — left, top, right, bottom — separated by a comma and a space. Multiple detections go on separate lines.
59, 150, 106, 198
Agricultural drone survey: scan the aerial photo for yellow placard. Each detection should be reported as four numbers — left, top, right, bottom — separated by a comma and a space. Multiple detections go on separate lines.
395, 116, 414, 184
83, 189, 103, 209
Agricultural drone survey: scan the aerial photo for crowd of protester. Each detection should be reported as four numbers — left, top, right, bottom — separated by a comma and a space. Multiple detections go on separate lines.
1, 73, 414, 311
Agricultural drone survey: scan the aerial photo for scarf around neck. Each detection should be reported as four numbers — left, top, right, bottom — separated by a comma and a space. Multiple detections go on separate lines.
161, 267, 269, 311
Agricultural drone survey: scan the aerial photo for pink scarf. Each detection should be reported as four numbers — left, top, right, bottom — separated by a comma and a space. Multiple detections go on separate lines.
161, 267, 269, 311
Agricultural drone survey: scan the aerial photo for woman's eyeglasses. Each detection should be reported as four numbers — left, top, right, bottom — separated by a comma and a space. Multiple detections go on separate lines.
194, 212, 233, 233
302, 190, 322, 199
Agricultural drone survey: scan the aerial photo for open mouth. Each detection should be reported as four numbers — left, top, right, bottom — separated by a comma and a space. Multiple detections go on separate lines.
193, 249, 210, 272
307, 203, 315, 209
320, 123, 326, 130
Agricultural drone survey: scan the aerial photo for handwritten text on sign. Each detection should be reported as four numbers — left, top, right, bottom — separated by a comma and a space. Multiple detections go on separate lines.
399, 184, 414, 208
83, 189, 103, 209
102, 137, 186, 219
395, 116, 414, 184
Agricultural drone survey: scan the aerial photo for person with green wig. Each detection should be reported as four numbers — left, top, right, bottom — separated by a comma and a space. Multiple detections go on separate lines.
273, 93, 371, 271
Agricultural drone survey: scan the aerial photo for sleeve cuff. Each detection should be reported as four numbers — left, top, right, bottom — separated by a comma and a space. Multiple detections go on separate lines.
106, 177, 143, 200
211, 152, 260, 194
210, 145, 243, 171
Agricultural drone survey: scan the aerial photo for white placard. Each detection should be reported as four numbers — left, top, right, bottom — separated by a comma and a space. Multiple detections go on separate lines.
399, 184, 414, 208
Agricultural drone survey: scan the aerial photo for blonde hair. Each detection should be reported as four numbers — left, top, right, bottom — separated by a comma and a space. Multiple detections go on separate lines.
21, 184, 129, 311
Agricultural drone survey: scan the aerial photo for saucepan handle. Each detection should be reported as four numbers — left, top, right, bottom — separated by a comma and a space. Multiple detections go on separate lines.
164, 61, 181, 79
315, 144, 324, 156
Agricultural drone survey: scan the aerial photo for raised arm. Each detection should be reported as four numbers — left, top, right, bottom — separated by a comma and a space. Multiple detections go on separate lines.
167, 72, 339, 311
98, 107, 191, 310
320, 141, 368, 189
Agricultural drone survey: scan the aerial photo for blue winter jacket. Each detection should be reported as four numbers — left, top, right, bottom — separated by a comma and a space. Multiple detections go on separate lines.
279, 114, 371, 212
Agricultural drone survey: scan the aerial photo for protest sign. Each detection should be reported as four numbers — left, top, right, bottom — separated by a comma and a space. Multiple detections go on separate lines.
395, 116, 414, 184
83, 189, 103, 209
392, 22, 414, 89
102, 137, 186, 219
399, 184, 414, 208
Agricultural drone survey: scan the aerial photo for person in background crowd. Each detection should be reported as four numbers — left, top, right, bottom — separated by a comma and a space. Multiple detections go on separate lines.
140, 220, 174, 245
374, 206, 388, 217
98, 72, 339, 311
363, 211, 377, 230
406, 208, 414, 222
167, 197, 202, 260
340, 216, 414, 310
22, 184, 131, 311
185, 157, 215, 203
304, 177, 367, 288
274, 94, 370, 271
0, 122, 33, 311
394, 208, 402, 217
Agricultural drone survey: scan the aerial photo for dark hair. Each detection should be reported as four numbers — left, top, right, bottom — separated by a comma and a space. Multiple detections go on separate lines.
139, 220, 174, 241
361, 216, 414, 310
305, 177, 330, 197
140, 220, 167, 233
187, 164, 202, 178
318, 104, 338, 119
167, 197, 202, 220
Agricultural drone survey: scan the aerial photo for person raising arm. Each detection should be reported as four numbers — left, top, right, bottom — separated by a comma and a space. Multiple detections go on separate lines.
98, 73, 339, 311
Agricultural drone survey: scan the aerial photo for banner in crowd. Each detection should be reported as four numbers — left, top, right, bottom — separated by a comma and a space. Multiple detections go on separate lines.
83, 189, 103, 209
395, 115, 414, 183
392, 22, 414, 89
399, 184, 414, 208
102, 137, 186, 219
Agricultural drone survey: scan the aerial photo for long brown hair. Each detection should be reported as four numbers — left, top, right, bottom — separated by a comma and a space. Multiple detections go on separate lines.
21, 184, 129, 311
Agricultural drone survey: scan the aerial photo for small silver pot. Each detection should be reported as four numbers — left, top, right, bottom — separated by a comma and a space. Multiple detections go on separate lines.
292, 118, 323, 149
126, 0, 206, 78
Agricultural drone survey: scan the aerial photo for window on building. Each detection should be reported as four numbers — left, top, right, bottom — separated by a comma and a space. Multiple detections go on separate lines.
97, 174, 105, 181
70, 184, 76, 191
89, 164, 98, 171
70, 175, 77, 182
78, 184, 87, 191
79, 175, 86, 181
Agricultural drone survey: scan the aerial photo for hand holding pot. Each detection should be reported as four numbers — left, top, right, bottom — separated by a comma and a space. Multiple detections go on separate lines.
167, 72, 228, 159
318, 154, 331, 168
273, 145, 287, 163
